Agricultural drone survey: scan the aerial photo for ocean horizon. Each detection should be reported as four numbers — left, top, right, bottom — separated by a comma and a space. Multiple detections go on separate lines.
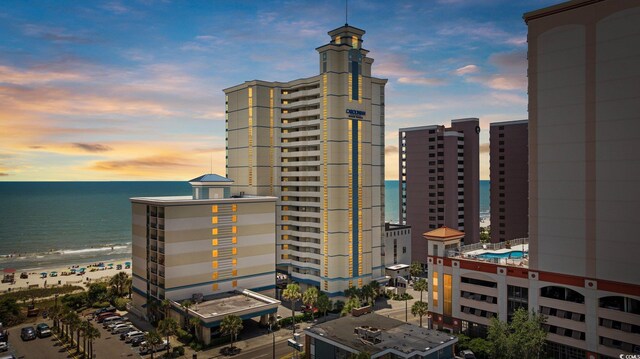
0, 180, 489, 271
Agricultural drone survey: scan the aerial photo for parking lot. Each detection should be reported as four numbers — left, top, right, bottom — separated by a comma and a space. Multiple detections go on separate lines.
5, 313, 155, 359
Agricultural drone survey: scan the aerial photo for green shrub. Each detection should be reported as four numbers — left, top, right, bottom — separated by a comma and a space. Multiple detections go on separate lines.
92, 301, 111, 309
176, 328, 193, 343
189, 341, 203, 351
112, 297, 129, 311
172, 346, 185, 357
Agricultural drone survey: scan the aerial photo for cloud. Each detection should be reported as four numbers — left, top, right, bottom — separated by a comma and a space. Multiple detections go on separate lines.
467, 75, 526, 91
397, 77, 445, 86
72, 143, 113, 153
22, 24, 93, 44
489, 50, 526, 70
436, 20, 526, 46
91, 155, 193, 171
455, 64, 479, 75
462, 50, 527, 91
480, 143, 489, 154
385, 146, 398, 155
0, 65, 88, 85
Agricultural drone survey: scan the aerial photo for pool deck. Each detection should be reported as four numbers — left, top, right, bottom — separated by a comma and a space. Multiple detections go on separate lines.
456, 244, 529, 267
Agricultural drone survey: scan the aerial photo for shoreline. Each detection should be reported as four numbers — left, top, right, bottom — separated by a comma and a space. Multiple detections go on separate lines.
0, 257, 132, 294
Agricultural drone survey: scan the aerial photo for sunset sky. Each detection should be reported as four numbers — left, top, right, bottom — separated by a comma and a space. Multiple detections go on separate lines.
0, 0, 559, 181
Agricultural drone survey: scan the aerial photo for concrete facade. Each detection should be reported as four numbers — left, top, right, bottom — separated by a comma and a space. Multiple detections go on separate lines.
383, 223, 411, 267
130, 175, 278, 329
489, 120, 528, 243
224, 25, 387, 296
399, 119, 480, 267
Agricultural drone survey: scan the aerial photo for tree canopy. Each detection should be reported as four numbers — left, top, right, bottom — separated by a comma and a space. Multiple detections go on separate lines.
487, 308, 546, 359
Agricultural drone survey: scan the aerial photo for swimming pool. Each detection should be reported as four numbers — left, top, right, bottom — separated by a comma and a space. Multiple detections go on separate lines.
477, 250, 527, 259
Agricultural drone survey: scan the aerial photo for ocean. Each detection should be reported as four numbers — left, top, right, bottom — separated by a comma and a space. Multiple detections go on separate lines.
0, 180, 489, 270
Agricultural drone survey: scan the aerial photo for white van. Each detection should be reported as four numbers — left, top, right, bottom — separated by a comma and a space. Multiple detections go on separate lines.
111, 324, 132, 334
101, 316, 121, 328
124, 330, 145, 343
139, 339, 169, 355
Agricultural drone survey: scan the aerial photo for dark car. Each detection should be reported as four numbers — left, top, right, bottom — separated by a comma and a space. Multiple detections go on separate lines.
35, 323, 51, 338
130, 335, 146, 347
94, 306, 117, 317
20, 327, 36, 341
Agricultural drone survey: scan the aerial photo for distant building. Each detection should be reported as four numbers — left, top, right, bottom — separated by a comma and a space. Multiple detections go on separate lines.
383, 223, 411, 267
130, 174, 279, 344
304, 313, 458, 359
225, 24, 387, 295
399, 119, 480, 268
489, 120, 528, 243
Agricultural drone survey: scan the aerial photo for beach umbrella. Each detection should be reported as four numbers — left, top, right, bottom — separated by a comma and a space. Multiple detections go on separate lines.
50, 271, 57, 274
125, 262, 131, 266
98, 263, 104, 267
2, 268, 16, 273
40, 272, 47, 276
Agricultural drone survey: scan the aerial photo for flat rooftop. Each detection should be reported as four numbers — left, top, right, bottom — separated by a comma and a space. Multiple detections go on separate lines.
305, 314, 457, 357
130, 195, 276, 205
176, 289, 280, 323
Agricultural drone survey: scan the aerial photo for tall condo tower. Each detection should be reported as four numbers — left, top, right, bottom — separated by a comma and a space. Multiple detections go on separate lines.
489, 120, 528, 243
224, 25, 387, 296
399, 119, 480, 267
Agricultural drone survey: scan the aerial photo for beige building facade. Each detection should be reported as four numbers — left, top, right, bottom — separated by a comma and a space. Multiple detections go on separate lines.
130, 175, 277, 326
224, 25, 387, 296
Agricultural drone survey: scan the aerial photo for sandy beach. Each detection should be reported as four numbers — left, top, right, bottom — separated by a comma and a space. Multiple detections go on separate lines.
0, 257, 132, 293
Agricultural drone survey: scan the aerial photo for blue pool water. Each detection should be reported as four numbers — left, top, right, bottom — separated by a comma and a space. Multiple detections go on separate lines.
477, 250, 526, 259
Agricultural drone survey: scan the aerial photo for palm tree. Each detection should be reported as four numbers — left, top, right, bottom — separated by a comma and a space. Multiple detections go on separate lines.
410, 262, 423, 280
316, 293, 332, 322
189, 316, 201, 341
181, 300, 193, 329
344, 286, 361, 299
158, 317, 178, 358
361, 284, 376, 308
49, 303, 64, 332
63, 310, 79, 344
282, 283, 301, 335
85, 323, 100, 359
411, 301, 429, 328
302, 287, 319, 319
79, 320, 89, 357
413, 278, 428, 302
220, 315, 243, 351
143, 330, 163, 359
342, 297, 361, 316
109, 271, 129, 297
161, 298, 172, 319
124, 276, 133, 298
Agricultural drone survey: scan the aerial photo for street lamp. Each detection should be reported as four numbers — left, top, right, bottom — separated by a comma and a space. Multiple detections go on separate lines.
269, 321, 275, 359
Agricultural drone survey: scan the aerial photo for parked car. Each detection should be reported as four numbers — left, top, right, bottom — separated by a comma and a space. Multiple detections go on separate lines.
96, 312, 119, 323
139, 339, 169, 355
35, 323, 51, 338
93, 306, 117, 317
130, 335, 146, 347
121, 330, 144, 342
20, 327, 36, 341
111, 324, 133, 334
459, 350, 477, 359
101, 316, 121, 328
0, 342, 7, 352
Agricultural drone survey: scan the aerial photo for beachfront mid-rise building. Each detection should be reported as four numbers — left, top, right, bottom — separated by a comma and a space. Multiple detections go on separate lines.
383, 223, 411, 267
489, 120, 528, 243
399, 119, 480, 268
425, 1, 640, 358
224, 25, 387, 296
130, 174, 279, 343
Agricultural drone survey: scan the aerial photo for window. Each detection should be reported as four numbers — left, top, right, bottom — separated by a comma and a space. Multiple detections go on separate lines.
402, 246, 407, 254
232, 237, 237, 244
212, 272, 218, 280
232, 247, 237, 255
212, 283, 218, 290
232, 226, 237, 234
212, 250, 218, 257
212, 239, 218, 246
211, 216, 218, 224
212, 228, 218, 235
232, 269, 237, 276
232, 204, 237, 212
232, 215, 237, 222
432, 271, 439, 307
212, 205, 218, 213
232, 280, 238, 288
232, 258, 237, 265
212, 261, 218, 269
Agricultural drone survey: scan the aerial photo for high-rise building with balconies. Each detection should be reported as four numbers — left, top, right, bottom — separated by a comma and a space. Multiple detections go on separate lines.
399, 119, 480, 268
224, 25, 387, 296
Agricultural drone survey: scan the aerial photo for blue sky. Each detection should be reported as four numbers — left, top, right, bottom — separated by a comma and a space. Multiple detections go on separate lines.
0, 0, 560, 180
